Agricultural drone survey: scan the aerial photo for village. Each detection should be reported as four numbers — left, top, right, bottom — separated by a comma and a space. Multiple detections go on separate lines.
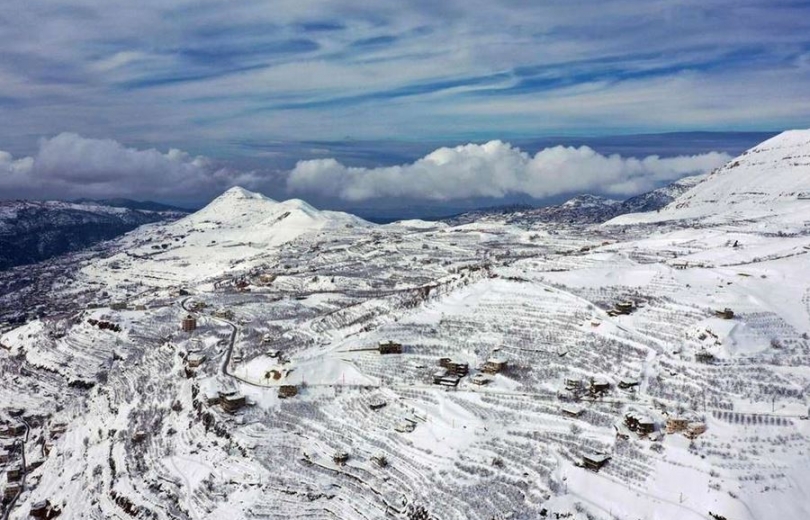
0, 184, 809, 520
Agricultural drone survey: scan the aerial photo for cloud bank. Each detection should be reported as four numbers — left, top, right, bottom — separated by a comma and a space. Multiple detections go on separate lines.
0, 133, 260, 203
287, 141, 731, 201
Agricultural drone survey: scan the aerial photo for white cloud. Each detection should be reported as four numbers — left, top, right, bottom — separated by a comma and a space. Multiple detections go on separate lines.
0, 132, 261, 202
287, 140, 731, 201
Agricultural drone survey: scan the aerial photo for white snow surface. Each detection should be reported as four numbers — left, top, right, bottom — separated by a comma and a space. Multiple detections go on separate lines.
2, 132, 810, 520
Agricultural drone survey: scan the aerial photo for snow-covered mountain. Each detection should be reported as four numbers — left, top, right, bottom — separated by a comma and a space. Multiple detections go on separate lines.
609, 130, 810, 227
2, 132, 810, 520
0, 200, 186, 270
445, 174, 708, 227
81, 186, 373, 285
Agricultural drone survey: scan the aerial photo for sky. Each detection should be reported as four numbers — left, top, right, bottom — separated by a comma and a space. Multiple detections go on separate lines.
0, 0, 808, 213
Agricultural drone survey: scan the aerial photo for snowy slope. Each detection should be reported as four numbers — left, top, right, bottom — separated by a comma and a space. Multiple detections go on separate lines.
81, 186, 373, 285
609, 129, 810, 226
0, 199, 184, 270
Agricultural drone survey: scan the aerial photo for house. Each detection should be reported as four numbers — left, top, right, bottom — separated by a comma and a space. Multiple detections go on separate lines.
333, 451, 349, 465
581, 452, 611, 472
368, 399, 387, 411
624, 412, 655, 435
685, 422, 707, 439
202, 387, 221, 406
432, 370, 461, 387
278, 385, 298, 398
561, 404, 584, 418
0, 423, 25, 438
378, 341, 403, 354
444, 361, 469, 377
7, 463, 22, 482
614, 301, 634, 315
665, 417, 689, 434
589, 376, 611, 395
695, 350, 716, 364
482, 357, 507, 375
186, 353, 206, 368
220, 392, 246, 413
214, 308, 234, 320
49, 422, 68, 439
564, 377, 583, 391
0, 451, 9, 464
394, 420, 416, 433
714, 308, 734, 319
30, 499, 53, 519
471, 374, 491, 386
134, 304, 147, 311
110, 301, 128, 311
181, 315, 197, 332
3, 483, 21, 501
394, 416, 418, 433
618, 377, 640, 390
672, 261, 688, 270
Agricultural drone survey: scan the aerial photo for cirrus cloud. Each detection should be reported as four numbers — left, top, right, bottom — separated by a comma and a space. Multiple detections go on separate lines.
286, 140, 731, 201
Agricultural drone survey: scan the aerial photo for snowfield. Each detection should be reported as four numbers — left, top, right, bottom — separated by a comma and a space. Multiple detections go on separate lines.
1, 130, 810, 520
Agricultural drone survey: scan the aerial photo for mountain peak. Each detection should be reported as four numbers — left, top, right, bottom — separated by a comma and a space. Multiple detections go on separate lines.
218, 186, 276, 202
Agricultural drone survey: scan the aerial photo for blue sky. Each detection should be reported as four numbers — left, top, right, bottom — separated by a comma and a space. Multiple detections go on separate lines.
0, 1, 807, 209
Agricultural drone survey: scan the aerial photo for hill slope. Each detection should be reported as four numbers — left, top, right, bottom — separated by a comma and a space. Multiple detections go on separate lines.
608, 129, 810, 227
81, 186, 373, 285
0, 200, 185, 270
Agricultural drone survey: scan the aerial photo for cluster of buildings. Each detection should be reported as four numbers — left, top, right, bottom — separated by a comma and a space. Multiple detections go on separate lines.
615, 410, 707, 441
431, 356, 507, 388
1, 419, 25, 505
200, 382, 248, 414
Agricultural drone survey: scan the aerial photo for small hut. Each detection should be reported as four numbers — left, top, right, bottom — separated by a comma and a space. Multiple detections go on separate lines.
714, 308, 734, 319
333, 451, 349, 465
561, 404, 584, 418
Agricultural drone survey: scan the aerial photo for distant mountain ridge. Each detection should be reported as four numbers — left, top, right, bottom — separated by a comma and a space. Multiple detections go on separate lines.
443, 174, 707, 226
72, 197, 193, 213
0, 199, 187, 270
